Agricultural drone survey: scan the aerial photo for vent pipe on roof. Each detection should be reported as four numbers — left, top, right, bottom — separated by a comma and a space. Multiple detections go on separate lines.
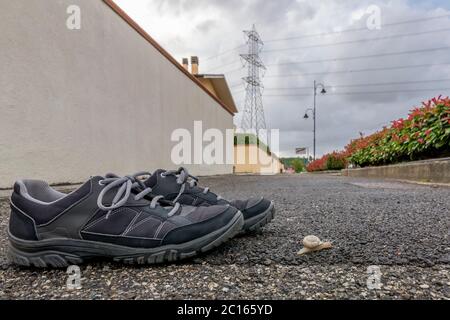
182, 58, 189, 71
191, 56, 199, 75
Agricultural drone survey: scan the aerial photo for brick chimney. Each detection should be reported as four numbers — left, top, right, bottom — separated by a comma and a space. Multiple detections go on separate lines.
182, 58, 189, 71
191, 56, 199, 75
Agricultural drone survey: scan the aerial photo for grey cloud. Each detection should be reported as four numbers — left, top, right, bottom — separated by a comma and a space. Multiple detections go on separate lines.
117, 0, 450, 157
195, 19, 218, 34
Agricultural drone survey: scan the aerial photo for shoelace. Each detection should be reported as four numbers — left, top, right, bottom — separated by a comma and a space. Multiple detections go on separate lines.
97, 173, 180, 218
161, 167, 223, 203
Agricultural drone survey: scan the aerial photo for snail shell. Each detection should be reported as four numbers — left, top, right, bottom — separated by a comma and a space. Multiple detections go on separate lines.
298, 235, 333, 255
303, 235, 322, 249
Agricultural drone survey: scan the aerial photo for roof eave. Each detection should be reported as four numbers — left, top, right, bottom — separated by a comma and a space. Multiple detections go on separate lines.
102, 0, 236, 116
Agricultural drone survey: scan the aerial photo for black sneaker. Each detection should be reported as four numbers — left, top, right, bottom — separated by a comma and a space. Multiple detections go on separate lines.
8, 175, 243, 268
138, 168, 275, 233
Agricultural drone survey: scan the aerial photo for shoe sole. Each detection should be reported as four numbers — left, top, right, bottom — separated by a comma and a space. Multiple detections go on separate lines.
243, 201, 275, 233
8, 211, 244, 268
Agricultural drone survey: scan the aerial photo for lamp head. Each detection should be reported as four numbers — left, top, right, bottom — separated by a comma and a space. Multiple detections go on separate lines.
320, 88, 327, 94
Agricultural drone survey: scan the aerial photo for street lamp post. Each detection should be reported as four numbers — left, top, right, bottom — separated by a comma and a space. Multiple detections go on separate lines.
303, 108, 314, 160
304, 80, 326, 161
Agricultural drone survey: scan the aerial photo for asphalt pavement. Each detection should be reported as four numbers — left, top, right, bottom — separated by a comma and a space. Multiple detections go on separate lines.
0, 174, 448, 299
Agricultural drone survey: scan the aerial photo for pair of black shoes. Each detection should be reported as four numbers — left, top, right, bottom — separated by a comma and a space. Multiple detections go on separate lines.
8, 168, 275, 267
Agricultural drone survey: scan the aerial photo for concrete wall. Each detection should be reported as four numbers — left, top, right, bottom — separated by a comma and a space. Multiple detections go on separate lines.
0, 0, 234, 188
342, 158, 450, 184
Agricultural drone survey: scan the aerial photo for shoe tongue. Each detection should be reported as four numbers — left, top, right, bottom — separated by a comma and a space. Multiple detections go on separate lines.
144, 169, 166, 187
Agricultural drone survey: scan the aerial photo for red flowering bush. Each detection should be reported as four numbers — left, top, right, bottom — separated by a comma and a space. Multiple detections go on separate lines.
349, 96, 450, 167
307, 96, 450, 171
307, 151, 348, 172
306, 155, 328, 172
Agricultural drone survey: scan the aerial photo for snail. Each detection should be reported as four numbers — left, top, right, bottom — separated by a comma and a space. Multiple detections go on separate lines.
297, 235, 333, 255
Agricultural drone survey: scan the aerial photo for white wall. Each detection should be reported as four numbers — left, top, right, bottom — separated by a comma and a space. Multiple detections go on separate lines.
0, 0, 234, 188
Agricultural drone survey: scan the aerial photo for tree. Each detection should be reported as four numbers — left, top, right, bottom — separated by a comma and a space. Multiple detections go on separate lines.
292, 158, 305, 173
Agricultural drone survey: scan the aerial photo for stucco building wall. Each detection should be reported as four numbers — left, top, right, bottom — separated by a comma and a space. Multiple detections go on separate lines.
0, 0, 234, 188
234, 145, 284, 175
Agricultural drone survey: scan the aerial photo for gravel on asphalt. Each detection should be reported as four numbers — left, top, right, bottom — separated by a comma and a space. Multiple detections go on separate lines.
0, 174, 448, 299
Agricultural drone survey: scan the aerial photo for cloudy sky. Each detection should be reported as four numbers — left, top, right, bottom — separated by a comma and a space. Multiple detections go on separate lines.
115, 0, 450, 157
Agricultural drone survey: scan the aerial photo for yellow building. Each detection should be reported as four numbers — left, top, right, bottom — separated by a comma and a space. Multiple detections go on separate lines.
234, 134, 285, 175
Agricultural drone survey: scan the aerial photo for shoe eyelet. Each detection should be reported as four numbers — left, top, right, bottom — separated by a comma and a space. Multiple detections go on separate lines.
160, 173, 166, 178
98, 180, 106, 186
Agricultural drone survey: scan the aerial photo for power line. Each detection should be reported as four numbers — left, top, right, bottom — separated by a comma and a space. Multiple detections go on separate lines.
320, 88, 450, 96
197, 14, 450, 64
203, 16, 450, 72
263, 27, 450, 53
264, 13, 450, 43
328, 79, 450, 89
206, 64, 246, 75
206, 46, 450, 75
208, 46, 450, 74
264, 78, 450, 90
264, 87, 450, 97
265, 62, 450, 78
203, 44, 246, 62
265, 86, 311, 90
205, 60, 241, 73
229, 82, 245, 89
266, 46, 450, 66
